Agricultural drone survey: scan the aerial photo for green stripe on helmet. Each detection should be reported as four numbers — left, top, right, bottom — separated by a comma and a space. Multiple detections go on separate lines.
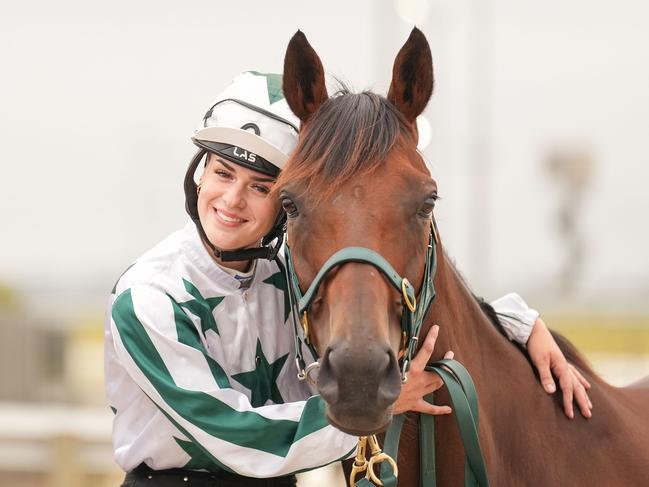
248, 71, 285, 105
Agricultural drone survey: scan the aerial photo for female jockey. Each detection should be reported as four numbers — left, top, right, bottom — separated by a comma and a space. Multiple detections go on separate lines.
105, 71, 591, 487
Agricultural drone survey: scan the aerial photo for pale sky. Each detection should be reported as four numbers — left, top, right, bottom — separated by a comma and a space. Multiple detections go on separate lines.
1, 0, 648, 317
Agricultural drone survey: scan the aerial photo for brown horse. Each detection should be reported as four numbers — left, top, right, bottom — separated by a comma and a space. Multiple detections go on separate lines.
277, 29, 649, 486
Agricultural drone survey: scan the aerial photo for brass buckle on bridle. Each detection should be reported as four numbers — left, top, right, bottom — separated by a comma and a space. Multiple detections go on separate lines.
349, 436, 369, 486
401, 278, 416, 312
399, 278, 417, 383
301, 310, 310, 344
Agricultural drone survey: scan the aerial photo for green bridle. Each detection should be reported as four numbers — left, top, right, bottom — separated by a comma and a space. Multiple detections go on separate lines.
283, 223, 437, 384
279, 221, 489, 487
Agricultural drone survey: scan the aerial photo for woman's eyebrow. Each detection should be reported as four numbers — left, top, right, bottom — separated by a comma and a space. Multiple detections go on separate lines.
214, 157, 236, 172
250, 175, 276, 183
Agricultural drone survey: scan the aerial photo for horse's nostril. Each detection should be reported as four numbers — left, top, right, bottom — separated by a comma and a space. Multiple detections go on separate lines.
317, 347, 339, 403
377, 351, 401, 408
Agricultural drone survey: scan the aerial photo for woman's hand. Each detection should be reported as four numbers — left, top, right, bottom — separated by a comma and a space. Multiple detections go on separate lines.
527, 318, 593, 419
393, 325, 454, 415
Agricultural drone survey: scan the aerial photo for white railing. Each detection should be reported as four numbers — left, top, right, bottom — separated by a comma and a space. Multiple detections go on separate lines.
0, 401, 345, 487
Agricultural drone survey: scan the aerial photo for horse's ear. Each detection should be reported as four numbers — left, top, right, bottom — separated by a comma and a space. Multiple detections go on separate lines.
283, 30, 328, 123
387, 27, 434, 124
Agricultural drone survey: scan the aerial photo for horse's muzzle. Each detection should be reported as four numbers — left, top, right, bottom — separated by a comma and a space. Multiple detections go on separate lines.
317, 341, 402, 435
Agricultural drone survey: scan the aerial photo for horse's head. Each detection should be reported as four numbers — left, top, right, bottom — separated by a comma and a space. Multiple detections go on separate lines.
278, 29, 437, 435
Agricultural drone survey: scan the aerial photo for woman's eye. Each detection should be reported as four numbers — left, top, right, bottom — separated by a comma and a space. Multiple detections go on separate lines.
252, 185, 270, 195
215, 170, 233, 179
281, 197, 299, 217
418, 196, 437, 217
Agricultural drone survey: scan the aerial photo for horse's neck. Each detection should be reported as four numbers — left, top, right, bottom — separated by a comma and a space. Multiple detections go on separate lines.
429, 255, 520, 378
429, 252, 556, 436
423, 253, 649, 486
424, 254, 555, 482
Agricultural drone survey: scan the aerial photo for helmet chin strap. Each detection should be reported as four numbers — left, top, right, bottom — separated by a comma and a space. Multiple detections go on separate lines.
183, 149, 286, 264
218, 231, 285, 262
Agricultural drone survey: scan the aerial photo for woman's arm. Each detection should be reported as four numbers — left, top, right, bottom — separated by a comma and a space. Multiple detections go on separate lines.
490, 293, 592, 419
110, 284, 356, 477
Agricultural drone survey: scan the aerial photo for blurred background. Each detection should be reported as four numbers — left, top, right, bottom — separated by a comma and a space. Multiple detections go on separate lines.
1, 0, 647, 485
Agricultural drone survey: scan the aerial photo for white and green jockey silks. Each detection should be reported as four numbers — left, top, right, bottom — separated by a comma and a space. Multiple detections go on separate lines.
105, 222, 538, 476
104, 222, 357, 476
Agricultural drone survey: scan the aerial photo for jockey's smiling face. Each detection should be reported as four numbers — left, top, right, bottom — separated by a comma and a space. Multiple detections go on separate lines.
197, 153, 280, 252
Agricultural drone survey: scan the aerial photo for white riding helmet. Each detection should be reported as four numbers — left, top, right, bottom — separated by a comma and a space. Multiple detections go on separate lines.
184, 71, 300, 261
192, 71, 299, 177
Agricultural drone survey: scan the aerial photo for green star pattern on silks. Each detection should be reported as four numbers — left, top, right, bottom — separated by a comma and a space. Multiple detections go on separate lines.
174, 437, 222, 470
231, 339, 289, 407
178, 278, 224, 336
262, 271, 291, 322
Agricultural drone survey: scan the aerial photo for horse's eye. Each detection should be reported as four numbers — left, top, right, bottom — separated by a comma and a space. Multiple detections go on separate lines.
281, 197, 299, 218
418, 196, 437, 217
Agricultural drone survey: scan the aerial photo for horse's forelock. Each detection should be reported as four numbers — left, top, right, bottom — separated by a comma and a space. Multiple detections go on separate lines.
275, 90, 415, 202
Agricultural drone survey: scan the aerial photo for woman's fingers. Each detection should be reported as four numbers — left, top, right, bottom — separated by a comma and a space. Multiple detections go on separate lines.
422, 374, 444, 393
573, 379, 592, 419
536, 356, 557, 394
557, 366, 575, 419
557, 364, 593, 418
412, 398, 452, 416
569, 364, 592, 390
410, 325, 440, 372
568, 366, 593, 417
395, 324, 454, 415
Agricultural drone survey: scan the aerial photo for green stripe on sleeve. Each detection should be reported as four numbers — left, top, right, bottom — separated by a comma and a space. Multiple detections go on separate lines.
167, 294, 231, 389
112, 288, 330, 458
160, 408, 231, 472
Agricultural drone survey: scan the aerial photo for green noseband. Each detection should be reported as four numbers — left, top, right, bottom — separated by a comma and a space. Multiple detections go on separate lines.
282, 223, 438, 382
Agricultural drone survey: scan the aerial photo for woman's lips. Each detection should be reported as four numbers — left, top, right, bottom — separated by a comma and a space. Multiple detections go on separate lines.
213, 207, 247, 227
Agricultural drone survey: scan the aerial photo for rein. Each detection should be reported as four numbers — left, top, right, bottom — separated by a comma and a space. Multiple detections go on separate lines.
281, 222, 489, 486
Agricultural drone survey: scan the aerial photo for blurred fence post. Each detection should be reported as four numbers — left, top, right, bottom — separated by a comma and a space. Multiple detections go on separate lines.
49, 434, 82, 487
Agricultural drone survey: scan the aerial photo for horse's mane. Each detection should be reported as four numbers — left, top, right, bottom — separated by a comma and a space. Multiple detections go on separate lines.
275, 88, 415, 201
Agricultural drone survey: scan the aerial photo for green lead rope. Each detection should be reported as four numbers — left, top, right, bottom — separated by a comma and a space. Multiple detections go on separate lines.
379, 359, 489, 487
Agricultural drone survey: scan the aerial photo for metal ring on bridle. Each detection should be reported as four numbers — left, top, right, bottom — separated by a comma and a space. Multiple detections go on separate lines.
304, 362, 320, 386
401, 278, 417, 312
367, 453, 399, 486
365, 435, 398, 486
